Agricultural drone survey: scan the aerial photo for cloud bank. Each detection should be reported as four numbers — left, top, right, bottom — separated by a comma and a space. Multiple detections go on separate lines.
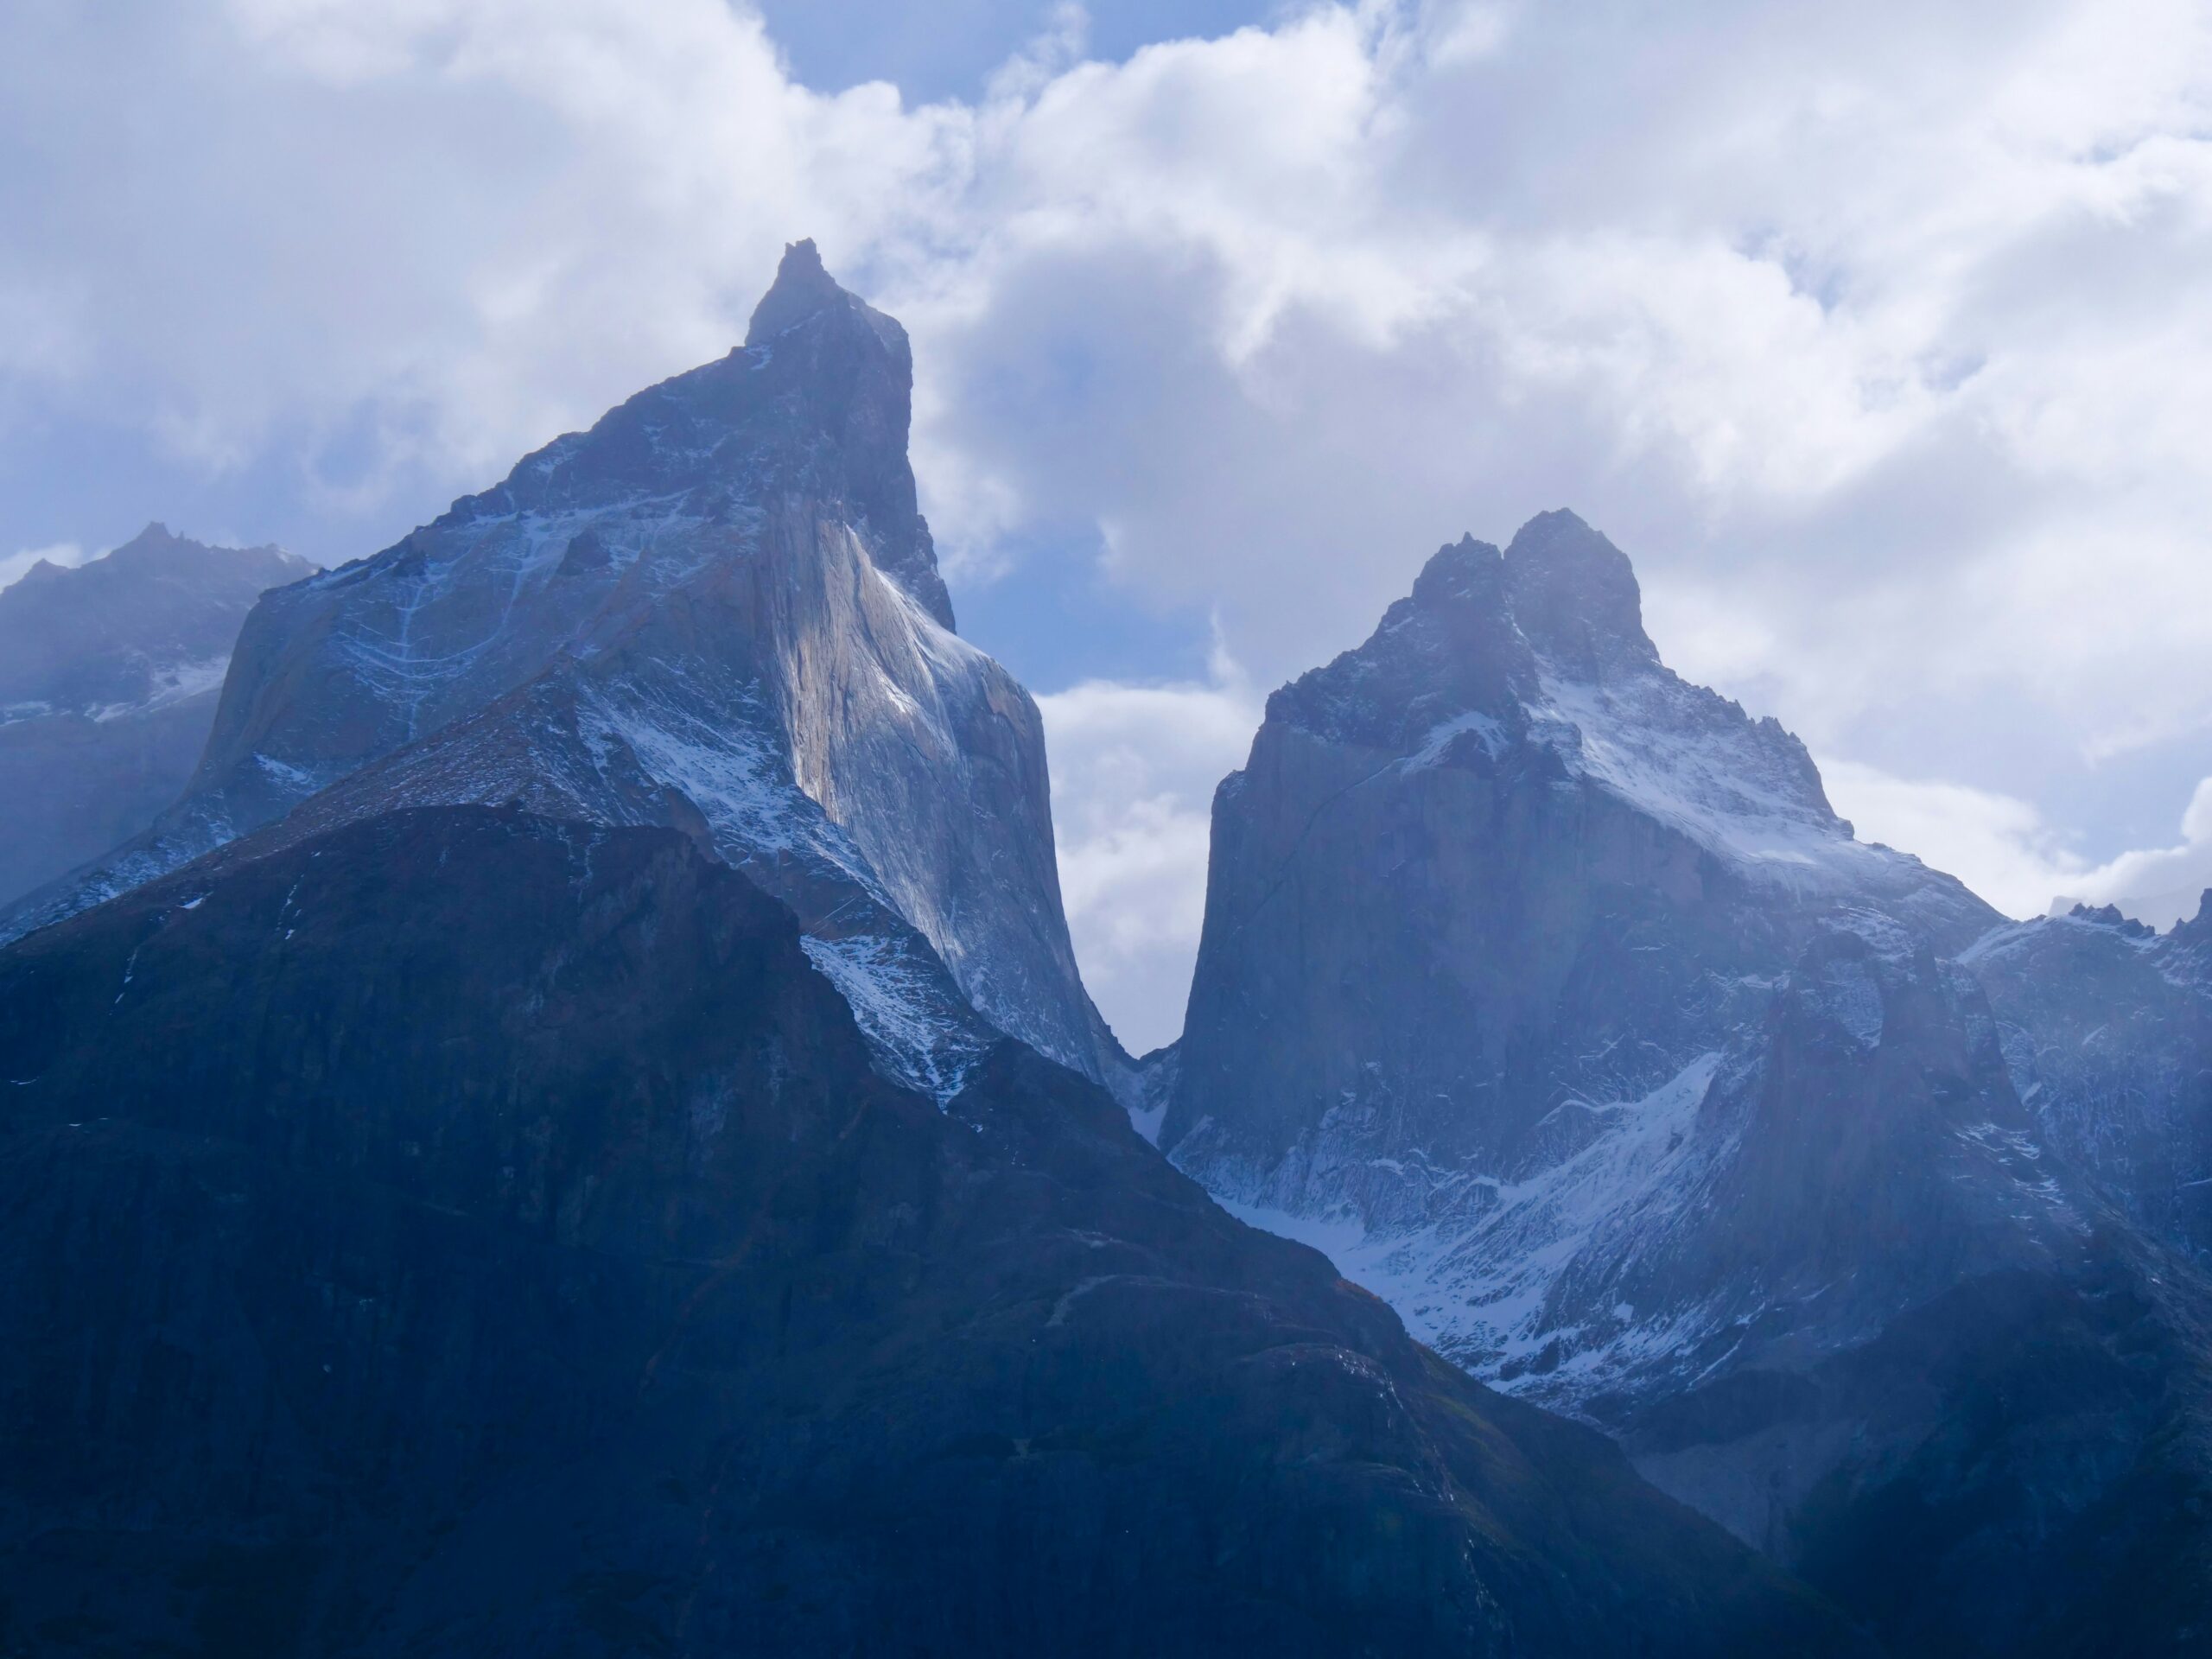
4, 0, 2209, 1038
1036, 655, 1262, 1053
1827, 762, 2212, 929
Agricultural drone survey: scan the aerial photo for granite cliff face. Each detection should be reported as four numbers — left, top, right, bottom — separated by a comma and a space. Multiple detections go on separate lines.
1165, 512, 2011, 1385
0, 526, 308, 906
2, 245, 1116, 1096
0, 804, 1855, 1656
1163, 512, 2212, 1652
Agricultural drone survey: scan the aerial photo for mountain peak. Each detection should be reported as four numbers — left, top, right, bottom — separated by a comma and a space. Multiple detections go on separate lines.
1, 528, 302, 614
0, 524, 310, 906
745, 238, 855, 346
6, 244, 1113, 1087
99, 523, 297, 575
1503, 508, 1658, 677
2066, 900, 2157, 940
1409, 532, 1506, 608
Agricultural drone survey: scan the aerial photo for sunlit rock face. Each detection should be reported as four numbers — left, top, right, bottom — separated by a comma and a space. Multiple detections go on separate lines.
0, 525, 308, 907
1163, 513, 2212, 1654
3, 244, 1118, 1096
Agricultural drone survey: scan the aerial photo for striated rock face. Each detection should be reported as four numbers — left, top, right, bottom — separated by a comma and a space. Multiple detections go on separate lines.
2, 244, 1116, 1096
0, 525, 308, 906
0, 804, 1855, 1656
1164, 512, 2212, 1651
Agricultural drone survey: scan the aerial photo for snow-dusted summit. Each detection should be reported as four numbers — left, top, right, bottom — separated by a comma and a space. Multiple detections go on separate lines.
1161, 512, 2212, 1648
1166, 512, 2014, 1384
3, 244, 1116, 1096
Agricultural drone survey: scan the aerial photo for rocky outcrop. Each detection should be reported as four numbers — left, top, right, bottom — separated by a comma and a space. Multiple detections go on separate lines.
1164, 513, 2005, 1380
1163, 512, 2212, 1652
0, 525, 308, 906
1961, 897, 2212, 1259
2, 245, 1119, 1096
0, 804, 1856, 1656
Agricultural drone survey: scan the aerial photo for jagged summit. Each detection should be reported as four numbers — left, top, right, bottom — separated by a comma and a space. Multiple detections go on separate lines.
1387, 511, 1656, 677
413, 238, 950, 631
111, 522, 291, 574
2177, 889, 2212, 945
1262, 512, 1918, 906
746, 237, 861, 344
1503, 508, 1660, 676
3, 249, 1115, 1095
1407, 530, 1503, 600
2064, 900, 2159, 939
8, 522, 292, 600
1166, 512, 2212, 1649
110, 521, 192, 558
10, 523, 172, 588
0, 526, 306, 711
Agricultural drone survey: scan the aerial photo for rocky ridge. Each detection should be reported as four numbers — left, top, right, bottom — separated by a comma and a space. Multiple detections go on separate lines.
2, 245, 1120, 1097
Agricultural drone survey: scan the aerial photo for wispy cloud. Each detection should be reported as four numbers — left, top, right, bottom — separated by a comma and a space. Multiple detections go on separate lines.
1827, 759, 2212, 928
0, 543, 88, 591
1037, 650, 1262, 1052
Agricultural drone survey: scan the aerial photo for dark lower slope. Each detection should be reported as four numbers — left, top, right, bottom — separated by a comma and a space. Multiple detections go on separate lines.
0, 807, 1852, 1657
1627, 1241, 2212, 1657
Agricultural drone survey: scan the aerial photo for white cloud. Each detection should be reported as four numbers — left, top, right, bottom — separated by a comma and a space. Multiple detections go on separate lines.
1822, 759, 2088, 919
1825, 759, 2212, 931
1, 0, 969, 490
1037, 658, 1262, 1052
2065, 778, 2212, 929
0, 543, 88, 591
4, 0, 2211, 1020
10, 2, 2209, 721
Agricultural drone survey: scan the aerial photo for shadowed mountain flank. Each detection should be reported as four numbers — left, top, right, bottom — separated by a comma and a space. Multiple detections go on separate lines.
0, 804, 1856, 1656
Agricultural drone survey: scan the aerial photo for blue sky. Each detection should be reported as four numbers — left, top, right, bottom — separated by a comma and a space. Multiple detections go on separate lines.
758, 0, 1273, 104
5, 0, 2211, 1047
0, 0, 1268, 690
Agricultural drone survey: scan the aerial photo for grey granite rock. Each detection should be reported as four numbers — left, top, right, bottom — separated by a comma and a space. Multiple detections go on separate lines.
3, 245, 1121, 1096
1163, 512, 2212, 1652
